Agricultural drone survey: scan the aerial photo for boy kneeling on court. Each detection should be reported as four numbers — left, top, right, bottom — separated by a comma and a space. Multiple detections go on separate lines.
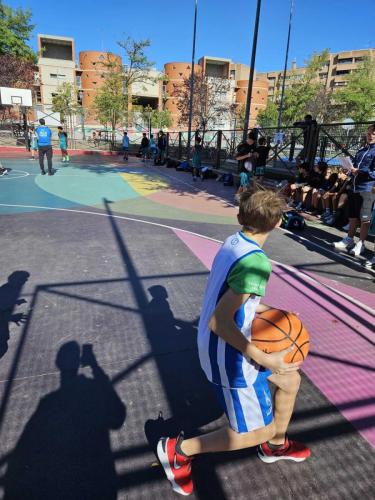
157, 190, 310, 496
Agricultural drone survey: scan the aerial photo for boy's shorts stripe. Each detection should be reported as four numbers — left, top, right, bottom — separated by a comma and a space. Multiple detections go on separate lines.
211, 372, 273, 434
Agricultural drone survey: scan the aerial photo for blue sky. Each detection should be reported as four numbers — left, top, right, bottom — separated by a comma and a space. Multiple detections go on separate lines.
11, 0, 375, 72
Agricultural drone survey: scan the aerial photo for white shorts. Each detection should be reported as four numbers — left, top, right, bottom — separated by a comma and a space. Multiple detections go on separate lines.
211, 368, 273, 433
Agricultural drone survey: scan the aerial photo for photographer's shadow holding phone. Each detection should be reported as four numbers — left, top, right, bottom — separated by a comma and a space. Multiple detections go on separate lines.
4, 342, 126, 500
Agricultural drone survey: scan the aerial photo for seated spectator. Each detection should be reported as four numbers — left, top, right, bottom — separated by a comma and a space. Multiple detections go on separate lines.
294, 162, 327, 211
310, 167, 338, 214
322, 170, 350, 226
289, 163, 310, 207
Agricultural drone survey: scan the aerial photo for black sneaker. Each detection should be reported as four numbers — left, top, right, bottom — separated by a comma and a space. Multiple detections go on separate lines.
48, 171, 54, 176
41, 170, 46, 175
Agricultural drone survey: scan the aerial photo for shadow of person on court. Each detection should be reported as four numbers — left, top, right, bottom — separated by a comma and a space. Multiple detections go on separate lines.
0, 271, 29, 360
144, 285, 227, 497
145, 285, 222, 448
3, 342, 126, 500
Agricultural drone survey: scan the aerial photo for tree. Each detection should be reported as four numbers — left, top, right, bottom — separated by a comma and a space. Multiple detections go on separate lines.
140, 106, 172, 130
281, 49, 332, 124
116, 37, 155, 126
0, 52, 34, 88
173, 73, 233, 134
256, 100, 278, 128
335, 57, 375, 121
0, 1, 35, 61
52, 82, 83, 142
92, 66, 128, 145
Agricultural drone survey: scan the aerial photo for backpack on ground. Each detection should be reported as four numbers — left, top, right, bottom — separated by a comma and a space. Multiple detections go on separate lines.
281, 210, 305, 230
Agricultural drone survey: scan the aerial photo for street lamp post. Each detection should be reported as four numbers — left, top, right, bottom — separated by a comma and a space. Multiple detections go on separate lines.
187, 0, 198, 161
242, 0, 262, 141
277, 0, 294, 131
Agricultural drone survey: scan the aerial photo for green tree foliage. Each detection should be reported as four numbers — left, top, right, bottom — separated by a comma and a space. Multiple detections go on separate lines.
0, 1, 35, 60
92, 67, 127, 142
335, 57, 375, 121
256, 100, 278, 127
52, 82, 82, 121
140, 105, 172, 130
116, 37, 155, 126
281, 49, 333, 124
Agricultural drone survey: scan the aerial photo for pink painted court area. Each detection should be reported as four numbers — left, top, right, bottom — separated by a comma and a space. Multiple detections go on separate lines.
173, 229, 375, 449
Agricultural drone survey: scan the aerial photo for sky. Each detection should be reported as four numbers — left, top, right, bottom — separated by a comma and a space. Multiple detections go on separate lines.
10, 0, 375, 72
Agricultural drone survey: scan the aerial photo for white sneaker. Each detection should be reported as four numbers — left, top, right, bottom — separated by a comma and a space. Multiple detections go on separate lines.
342, 223, 350, 231
365, 256, 375, 268
333, 236, 354, 250
350, 241, 366, 257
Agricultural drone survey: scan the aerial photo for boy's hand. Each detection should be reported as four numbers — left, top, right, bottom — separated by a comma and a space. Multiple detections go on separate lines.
260, 347, 302, 375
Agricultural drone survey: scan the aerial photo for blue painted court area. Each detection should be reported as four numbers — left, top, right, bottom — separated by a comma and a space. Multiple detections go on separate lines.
0, 154, 374, 499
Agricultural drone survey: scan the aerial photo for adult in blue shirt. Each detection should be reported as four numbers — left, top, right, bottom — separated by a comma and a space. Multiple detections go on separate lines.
35, 118, 53, 175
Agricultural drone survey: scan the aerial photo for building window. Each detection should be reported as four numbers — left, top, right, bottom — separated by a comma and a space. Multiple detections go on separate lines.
337, 57, 353, 64
355, 57, 364, 62
93, 81, 97, 85
230, 69, 235, 80
50, 73, 66, 79
336, 69, 351, 75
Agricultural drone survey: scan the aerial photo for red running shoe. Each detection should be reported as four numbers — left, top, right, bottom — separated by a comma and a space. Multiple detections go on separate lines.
258, 436, 311, 463
157, 433, 193, 496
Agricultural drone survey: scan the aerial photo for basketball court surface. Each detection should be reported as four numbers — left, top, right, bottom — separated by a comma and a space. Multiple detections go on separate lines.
0, 153, 374, 499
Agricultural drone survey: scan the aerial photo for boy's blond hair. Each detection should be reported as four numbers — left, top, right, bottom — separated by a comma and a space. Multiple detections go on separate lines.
239, 190, 285, 234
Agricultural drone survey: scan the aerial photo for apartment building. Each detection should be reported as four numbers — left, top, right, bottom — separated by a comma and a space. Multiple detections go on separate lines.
259, 48, 375, 102
164, 56, 268, 129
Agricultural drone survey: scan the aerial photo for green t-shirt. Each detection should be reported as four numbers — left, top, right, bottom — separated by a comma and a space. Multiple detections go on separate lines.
227, 251, 272, 296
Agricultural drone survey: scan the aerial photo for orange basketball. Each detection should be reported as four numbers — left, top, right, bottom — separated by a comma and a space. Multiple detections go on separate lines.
251, 309, 309, 363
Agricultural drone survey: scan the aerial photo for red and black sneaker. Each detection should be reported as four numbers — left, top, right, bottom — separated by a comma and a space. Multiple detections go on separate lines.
157, 432, 193, 496
258, 436, 311, 463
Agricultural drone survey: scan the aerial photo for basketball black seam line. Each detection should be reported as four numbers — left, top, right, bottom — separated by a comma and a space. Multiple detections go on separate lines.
280, 309, 292, 337
256, 317, 297, 347
256, 316, 305, 358
292, 340, 309, 362
290, 322, 304, 361
293, 321, 305, 359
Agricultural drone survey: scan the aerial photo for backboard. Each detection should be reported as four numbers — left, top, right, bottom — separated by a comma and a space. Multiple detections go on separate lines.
0, 87, 32, 107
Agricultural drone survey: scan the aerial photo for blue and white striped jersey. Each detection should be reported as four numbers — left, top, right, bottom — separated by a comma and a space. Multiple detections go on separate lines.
197, 232, 271, 388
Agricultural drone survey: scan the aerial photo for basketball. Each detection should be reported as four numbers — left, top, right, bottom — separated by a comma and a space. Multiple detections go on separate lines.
251, 309, 309, 363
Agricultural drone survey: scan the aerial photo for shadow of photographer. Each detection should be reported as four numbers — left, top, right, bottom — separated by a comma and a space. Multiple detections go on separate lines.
4, 342, 126, 500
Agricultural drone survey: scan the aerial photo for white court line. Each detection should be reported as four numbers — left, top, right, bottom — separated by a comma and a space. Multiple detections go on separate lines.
0, 201, 373, 385
0, 200, 373, 284
0, 170, 29, 180
272, 260, 375, 315
278, 226, 375, 277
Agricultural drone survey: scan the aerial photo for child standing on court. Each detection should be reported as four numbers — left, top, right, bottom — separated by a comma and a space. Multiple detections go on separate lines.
157, 190, 310, 496
58, 126, 69, 162
192, 137, 203, 181
122, 131, 129, 161
255, 137, 270, 184
29, 126, 38, 160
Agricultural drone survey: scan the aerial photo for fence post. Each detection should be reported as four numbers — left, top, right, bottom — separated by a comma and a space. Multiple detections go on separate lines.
216, 130, 222, 169
178, 132, 182, 159
319, 133, 328, 162
306, 122, 319, 169
289, 133, 296, 161
166, 132, 170, 158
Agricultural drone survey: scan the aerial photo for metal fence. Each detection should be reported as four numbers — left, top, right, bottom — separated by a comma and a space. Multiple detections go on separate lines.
2, 120, 373, 173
